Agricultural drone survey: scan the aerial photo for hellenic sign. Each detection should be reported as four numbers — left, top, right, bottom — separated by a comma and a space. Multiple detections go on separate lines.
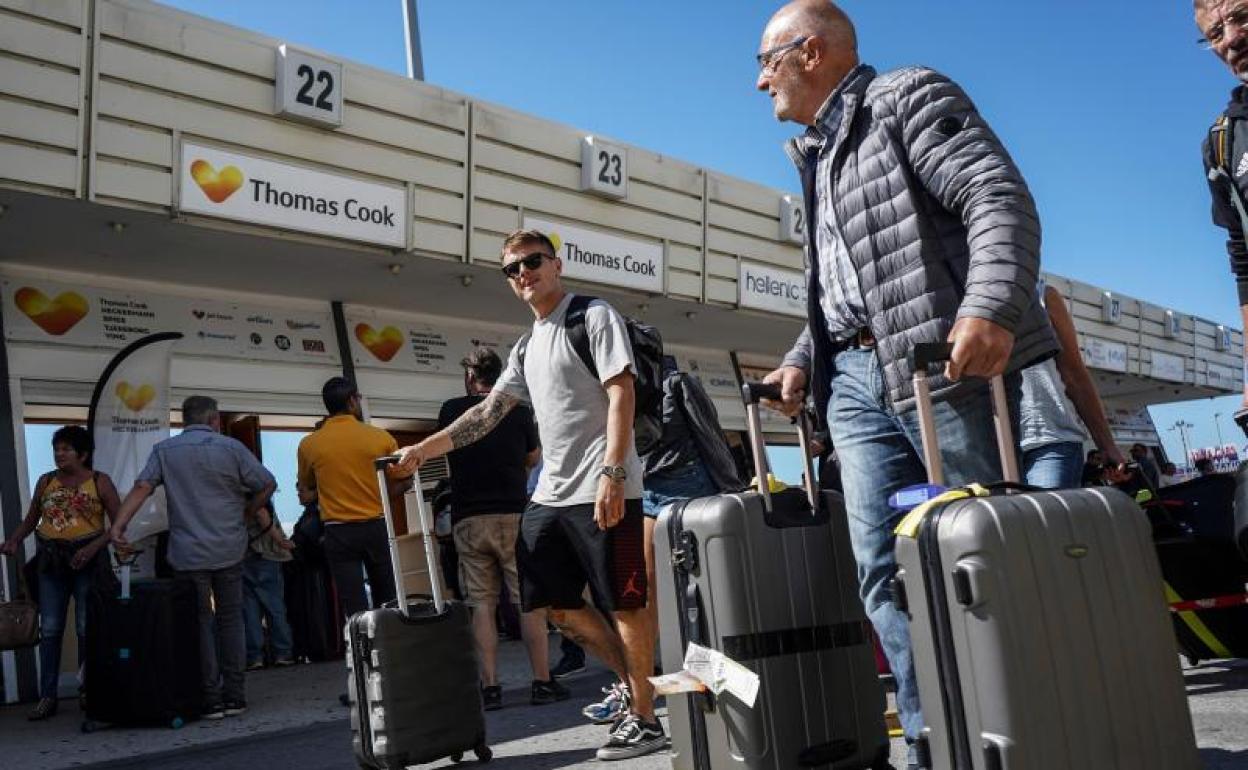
178, 141, 407, 248
523, 216, 664, 294
738, 261, 805, 318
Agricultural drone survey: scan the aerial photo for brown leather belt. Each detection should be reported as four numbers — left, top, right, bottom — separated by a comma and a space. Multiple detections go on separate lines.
844, 327, 876, 349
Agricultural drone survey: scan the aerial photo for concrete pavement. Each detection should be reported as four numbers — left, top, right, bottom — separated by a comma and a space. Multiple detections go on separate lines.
3, 635, 1245, 769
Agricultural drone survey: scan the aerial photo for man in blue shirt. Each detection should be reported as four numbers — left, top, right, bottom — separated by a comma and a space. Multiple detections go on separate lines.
111, 395, 276, 720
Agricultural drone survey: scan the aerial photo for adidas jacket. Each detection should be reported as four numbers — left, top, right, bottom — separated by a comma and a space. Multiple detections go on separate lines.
1202, 85, 1248, 305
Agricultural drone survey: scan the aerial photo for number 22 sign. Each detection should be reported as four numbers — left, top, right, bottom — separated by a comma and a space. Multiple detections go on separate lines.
581, 137, 628, 199
275, 45, 344, 128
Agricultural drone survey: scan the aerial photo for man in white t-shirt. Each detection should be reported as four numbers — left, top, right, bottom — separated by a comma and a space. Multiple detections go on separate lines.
397, 229, 664, 761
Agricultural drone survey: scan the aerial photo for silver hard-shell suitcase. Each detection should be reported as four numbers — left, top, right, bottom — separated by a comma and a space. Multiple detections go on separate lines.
346, 457, 491, 768
655, 382, 892, 770
892, 343, 1199, 770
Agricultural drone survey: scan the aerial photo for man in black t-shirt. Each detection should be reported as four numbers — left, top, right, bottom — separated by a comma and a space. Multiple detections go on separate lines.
439, 347, 567, 710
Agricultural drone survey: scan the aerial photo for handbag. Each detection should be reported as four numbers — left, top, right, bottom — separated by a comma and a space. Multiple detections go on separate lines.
0, 554, 40, 651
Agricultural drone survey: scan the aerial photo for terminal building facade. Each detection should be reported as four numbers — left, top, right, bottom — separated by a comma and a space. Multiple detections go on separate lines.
0, 0, 1242, 701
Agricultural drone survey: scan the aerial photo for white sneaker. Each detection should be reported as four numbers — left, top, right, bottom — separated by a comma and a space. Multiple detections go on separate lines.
581, 682, 630, 724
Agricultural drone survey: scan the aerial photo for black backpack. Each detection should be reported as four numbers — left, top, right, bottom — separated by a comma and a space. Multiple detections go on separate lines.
517, 294, 665, 455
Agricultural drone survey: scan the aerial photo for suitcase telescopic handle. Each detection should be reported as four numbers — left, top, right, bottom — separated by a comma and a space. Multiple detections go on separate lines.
741, 382, 819, 514
908, 343, 1020, 487
374, 454, 444, 616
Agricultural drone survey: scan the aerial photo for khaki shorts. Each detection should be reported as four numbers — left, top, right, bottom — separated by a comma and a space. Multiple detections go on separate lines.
452, 513, 521, 606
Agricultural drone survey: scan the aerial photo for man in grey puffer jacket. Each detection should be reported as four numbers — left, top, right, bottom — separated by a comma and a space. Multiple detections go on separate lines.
756, 2, 1057, 764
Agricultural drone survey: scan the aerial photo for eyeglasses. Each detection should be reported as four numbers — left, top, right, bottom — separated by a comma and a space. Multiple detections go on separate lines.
1199, 5, 1248, 48
757, 35, 810, 73
501, 252, 551, 279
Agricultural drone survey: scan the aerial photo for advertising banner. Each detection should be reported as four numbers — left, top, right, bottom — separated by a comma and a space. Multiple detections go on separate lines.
89, 333, 180, 545
1084, 336, 1128, 373
2, 278, 339, 364
346, 309, 517, 374
523, 215, 665, 294
179, 140, 407, 248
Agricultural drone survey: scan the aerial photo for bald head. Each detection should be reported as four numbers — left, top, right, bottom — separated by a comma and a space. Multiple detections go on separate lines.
757, 1, 860, 125
768, 0, 858, 54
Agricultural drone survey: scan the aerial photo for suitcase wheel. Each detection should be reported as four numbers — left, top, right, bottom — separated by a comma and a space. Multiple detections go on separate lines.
170, 717, 185, 729
450, 752, 463, 763
81, 720, 98, 734
474, 742, 492, 763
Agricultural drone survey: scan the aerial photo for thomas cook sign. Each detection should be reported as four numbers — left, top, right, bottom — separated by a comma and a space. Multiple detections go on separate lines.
178, 141, 407, 248
524, 216, 664, 294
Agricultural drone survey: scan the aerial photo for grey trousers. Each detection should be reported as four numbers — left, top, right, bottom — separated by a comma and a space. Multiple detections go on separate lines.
180, 563, 246, 705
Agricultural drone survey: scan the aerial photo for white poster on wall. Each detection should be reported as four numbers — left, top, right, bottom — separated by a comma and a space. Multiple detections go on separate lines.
1083, 336, 1128, 373
346, 309, 516, 373
179, 141, 407, 248
738, 261, 806, 318
523, 216, 665, 294
1150, 351, 1185, 383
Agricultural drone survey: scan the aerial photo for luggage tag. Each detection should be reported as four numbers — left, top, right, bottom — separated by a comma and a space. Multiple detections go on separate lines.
888, 483, 947, 512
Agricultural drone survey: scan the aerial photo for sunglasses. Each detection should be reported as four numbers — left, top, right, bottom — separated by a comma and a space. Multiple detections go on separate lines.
501, 252, 552, 279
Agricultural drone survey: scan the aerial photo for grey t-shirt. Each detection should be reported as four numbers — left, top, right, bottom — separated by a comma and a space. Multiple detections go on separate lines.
495, 293, 643, 505
138, 425, 275, 571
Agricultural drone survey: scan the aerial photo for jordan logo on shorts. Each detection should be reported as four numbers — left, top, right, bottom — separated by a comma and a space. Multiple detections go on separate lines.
621, 572, 643, 599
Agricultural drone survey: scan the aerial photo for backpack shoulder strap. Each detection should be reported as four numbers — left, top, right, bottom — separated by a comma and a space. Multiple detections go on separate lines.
1212, 113, 1232, 173
515, 332, 531, 372
564, 295, 599, 380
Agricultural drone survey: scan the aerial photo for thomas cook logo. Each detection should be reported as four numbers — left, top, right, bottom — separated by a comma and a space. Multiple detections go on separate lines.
115, 382, 156, 412
190, 159, 244, 203
15, 287, 88, 336
547, 232, 563, 253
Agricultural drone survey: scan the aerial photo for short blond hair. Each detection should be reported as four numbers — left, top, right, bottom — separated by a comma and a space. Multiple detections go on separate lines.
500, 228, 557, 259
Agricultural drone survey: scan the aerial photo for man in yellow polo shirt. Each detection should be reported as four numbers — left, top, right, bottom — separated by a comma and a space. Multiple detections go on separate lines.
297, 377, 403, 623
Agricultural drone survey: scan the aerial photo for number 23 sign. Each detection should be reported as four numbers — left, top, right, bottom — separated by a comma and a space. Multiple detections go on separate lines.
275, 45, 344, 128
581, 137, 628, 199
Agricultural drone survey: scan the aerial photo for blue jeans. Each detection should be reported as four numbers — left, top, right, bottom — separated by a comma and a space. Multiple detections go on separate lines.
242, 555, 293, 664
1022, 441, 1084, 490
826, 348, 1021, 742
37, 563, 93, 699
641, 460, 719, 518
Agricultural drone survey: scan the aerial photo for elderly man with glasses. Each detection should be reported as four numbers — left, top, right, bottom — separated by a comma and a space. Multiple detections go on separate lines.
754, 3, 1056, 767
397, 230, 664, 761
1198, 0, 1248, 411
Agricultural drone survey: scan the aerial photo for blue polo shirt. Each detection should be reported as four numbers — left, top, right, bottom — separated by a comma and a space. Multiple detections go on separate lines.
138, 425, 275, 571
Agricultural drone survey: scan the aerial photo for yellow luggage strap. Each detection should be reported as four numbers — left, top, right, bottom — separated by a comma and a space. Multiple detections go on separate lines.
1164, 581, 1232, 659
894, 483, 991, 539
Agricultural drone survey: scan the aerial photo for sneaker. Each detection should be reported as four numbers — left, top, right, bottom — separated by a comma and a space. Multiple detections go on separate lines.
596, 713, 668, 760
223, 700, 247, 717
245, 660, 264, 672
481, 685, 503, 711
530, 678, 570, 705
550, 653, 587, 679
581, 682, 630, 724
273, 657, 296, 667
27, 697, 58, 721
202, 703, 225, 720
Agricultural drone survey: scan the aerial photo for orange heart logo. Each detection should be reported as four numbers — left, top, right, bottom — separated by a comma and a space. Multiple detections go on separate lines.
190, 159, 244, 203
14, 287, 89, 336
115, 381, 156, 412
355, 323, 404, 362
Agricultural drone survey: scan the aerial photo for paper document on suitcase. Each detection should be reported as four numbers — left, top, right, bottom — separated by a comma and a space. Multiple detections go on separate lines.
682, 642, 760, 707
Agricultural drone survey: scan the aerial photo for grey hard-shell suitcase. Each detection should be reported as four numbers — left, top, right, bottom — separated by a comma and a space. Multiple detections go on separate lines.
346, 457, 491, 768
892, 343, 1199, 770
654, 382, 892, 770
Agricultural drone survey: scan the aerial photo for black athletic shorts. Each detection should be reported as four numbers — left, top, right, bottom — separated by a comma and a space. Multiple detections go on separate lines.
516, 498, 646, 613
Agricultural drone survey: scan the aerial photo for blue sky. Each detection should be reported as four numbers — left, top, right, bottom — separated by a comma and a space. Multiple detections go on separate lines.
151, 0, 1246, 466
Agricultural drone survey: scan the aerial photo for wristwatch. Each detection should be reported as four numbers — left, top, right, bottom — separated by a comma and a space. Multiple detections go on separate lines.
599, 465, 628, 483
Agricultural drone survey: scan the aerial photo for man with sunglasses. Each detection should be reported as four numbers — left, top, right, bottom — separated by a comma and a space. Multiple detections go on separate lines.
755, 3, 1056, 767
1198, 0, 1248, 411
397, 230, 664, 761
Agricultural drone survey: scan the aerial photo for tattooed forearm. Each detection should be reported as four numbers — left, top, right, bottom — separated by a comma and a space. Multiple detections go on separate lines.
447, 391, 518, 449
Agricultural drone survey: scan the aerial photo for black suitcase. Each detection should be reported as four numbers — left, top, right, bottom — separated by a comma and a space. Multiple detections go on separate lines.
346, 457, 490, 768
1156, 536, 1248, 663
83, 571, 202, 730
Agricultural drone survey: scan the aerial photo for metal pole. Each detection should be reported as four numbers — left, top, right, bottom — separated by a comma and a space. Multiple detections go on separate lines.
1215, 413, 1225, 447
401, 0, 424, 81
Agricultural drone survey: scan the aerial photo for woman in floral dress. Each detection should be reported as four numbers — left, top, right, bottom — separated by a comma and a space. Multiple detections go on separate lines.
1, 426, 120, 720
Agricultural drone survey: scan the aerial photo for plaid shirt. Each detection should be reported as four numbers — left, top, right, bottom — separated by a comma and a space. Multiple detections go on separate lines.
792, 64, 871, 342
